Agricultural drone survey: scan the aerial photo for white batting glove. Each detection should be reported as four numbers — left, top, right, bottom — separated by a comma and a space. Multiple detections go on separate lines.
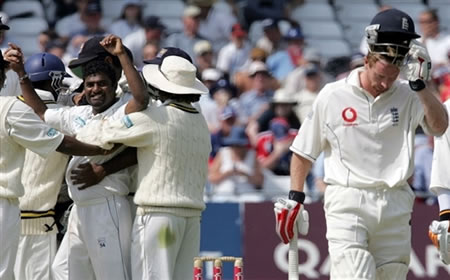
403, 40, 432, 82
274, 197, 309, 244
429, 220, 450, 264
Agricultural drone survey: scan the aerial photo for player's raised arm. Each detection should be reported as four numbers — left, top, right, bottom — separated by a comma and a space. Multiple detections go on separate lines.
100, 34, 149, 114
4, 43, 48, 120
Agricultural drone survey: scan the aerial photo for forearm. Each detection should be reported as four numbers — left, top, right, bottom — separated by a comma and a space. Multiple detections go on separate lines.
417, 86, 449, 135
17, 70, 47, 119
101, 147, 137, 176
290, 153, 312, 192
119, 53, 149, 113
57, 135, 106, 156
259, 151, 284, 170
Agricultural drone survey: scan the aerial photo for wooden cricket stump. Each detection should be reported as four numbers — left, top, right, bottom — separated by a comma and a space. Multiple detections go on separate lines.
193, 256, 243, 280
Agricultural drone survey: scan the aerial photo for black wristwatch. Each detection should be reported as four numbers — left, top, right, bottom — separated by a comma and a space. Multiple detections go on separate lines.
409, 80, 426, 91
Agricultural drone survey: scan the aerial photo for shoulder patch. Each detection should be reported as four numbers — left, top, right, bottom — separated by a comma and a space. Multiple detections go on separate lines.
122, 115, 134, 128
47, 128, 57, 137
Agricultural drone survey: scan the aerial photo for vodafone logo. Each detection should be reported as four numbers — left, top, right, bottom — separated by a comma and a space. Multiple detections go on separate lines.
342, 107, 357, 123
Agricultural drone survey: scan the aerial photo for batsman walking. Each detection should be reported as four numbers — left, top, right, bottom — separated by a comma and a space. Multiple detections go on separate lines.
275, 9, 449, 279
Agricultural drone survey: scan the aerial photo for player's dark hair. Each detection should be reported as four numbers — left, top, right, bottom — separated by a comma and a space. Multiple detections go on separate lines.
82, 60, 118, 88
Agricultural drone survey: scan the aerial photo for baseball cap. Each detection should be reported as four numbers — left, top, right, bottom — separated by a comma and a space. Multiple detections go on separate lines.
284, 27, 304, 40
143, 47, 192, 65
0, 14, 9, 30
194, 40, 212, 56
271, 88, 297, 104
231, 23, 247, 38
222, 125, 249, 146
369, 8, 420, 39
304, 64, 319, 77
143, 15, 165, 30
270, 118, 290, 140
303, 48, 321, 63
201, 68, 222, 82
248, 61, 270, 77
210, 78, 237, 97
184, 5, 202, 18
261, 18, 278, 31
85, 0, 102, 15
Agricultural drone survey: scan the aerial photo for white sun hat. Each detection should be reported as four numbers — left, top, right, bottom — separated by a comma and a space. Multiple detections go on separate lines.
142, 56, 209, 95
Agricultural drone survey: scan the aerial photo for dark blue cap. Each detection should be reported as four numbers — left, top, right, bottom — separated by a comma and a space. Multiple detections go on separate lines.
370, 8, 420, 39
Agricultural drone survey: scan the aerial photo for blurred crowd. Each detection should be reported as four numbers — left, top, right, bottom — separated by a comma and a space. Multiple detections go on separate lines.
1, 0, 450, 204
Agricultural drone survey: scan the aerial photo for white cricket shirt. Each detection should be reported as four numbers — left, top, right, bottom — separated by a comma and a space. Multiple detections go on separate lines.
44, 94, 131, 203
430, 100, 450, 192
291, 68, 429, 188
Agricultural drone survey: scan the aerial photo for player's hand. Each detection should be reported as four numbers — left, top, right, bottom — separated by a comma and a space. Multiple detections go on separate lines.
71, 162, 106, 190
403, 40, 431, 91
274, 195, 309, 244
3, 43, 25, 73
428, 220, 450, 264
100, 34, 125, 56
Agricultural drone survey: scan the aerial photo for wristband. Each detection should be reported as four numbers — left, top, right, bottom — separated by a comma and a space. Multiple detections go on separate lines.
288, 190, 305, 204
409, 80, 426, 91
439, 209, 450, 221
19, 74, 29, 84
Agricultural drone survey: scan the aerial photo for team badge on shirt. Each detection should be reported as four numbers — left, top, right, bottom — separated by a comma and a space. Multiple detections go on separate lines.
342, 107, 358, 126
47, 128, 57, 137
390, 107, 399, 126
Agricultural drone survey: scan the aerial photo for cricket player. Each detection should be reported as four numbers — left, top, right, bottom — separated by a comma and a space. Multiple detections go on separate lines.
13, 52, 72, 280
274, 9, 449, 280
0, 49, 111, 280
75, 49, 211, 279
10, 35, 149, 280
429, 99, 450, 265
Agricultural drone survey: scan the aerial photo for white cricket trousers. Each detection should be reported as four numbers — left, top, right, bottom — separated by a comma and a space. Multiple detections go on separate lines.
14, 233, 57, 280
0, 198, 20, 280
324, 184, 415, 279
131, 212, 201, 280
52, 195, 132, 280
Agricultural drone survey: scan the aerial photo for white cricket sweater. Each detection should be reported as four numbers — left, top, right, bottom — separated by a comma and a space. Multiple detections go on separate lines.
0, 96, 24, 198
76, 101, 211, 217
19, 90, 70, 234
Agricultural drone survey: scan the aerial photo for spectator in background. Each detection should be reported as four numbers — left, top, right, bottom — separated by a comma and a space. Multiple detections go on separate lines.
165, 5, 205, 64
109, 0, 144, 39
141, 41, 159, 62
283, 48, 329, 95
191, 0, 238, 53
208, 125, 264, 202
266, 26, 306, 82
37, 29, 60, 53
256, 88, 299, 176
210, 105, 238, 159
335, 52, 365, 80
193, 40, 215, 75
413, 135, 436, 204
419, 9, 450, 70
66, 0, 107, 58
294, 64, 323, 123
55, 0, 107, 41
201, 77, 239, 132
256, 18, 287, 55
217, 23, 252, 78
123, 15, 166, 69
238, 61, 274, 125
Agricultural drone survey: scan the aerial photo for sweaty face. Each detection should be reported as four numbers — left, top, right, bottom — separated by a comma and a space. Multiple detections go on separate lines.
84, 72, 116, 114
365, 58, 400, 96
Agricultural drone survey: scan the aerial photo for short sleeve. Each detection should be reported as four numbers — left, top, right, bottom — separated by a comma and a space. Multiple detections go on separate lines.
7, 101, 64, 157
44, 106, 77, 135
290, 89, 326, 162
